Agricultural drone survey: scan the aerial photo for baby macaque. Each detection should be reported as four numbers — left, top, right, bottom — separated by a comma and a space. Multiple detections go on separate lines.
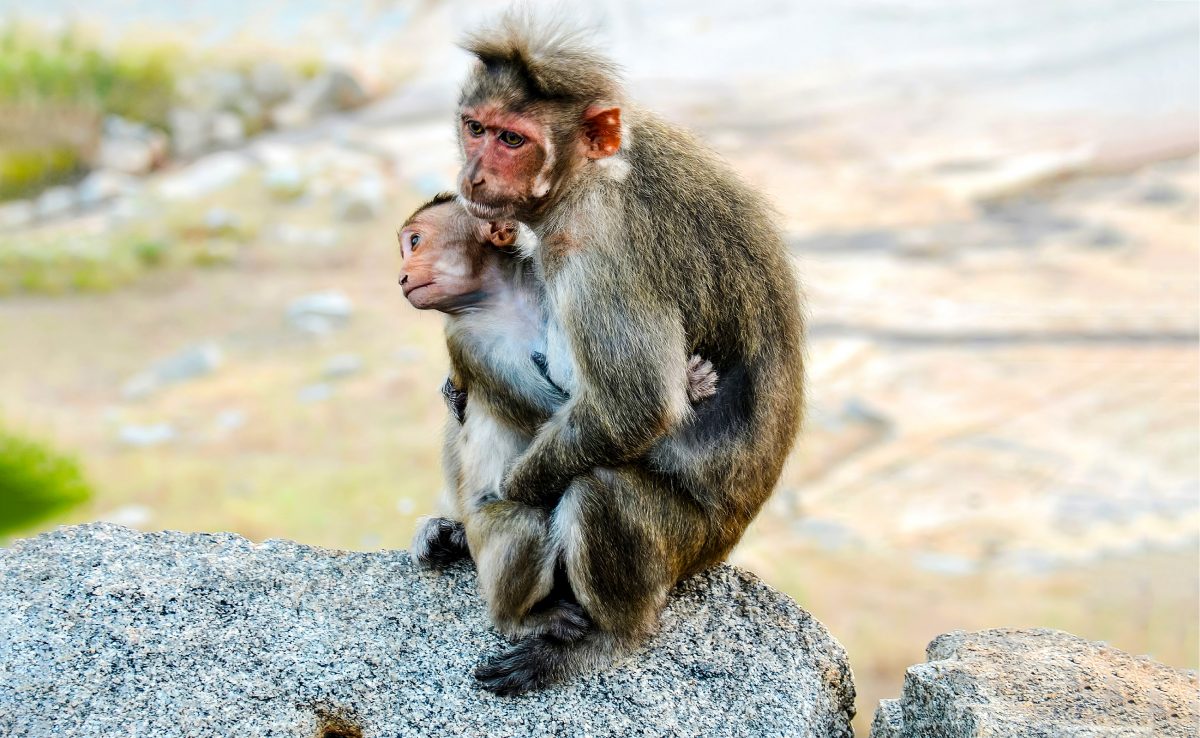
398, 193, 717, 641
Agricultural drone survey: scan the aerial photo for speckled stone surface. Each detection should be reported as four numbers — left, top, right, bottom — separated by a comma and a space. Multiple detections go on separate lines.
870, 628, 1199, 737
0, 524, 855, 738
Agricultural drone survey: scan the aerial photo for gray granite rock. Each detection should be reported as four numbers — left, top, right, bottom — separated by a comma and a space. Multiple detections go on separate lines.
870, 628, 1199, 737
0, 524, 855, 738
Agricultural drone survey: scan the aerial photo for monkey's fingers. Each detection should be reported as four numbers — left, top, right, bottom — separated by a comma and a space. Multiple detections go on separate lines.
686, 358, 719, 403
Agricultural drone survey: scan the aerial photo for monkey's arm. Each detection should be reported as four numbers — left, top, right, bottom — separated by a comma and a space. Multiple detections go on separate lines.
503, 263, 689, 508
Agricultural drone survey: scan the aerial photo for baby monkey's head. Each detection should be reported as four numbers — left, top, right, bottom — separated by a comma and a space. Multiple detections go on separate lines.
397, 193, 517, 313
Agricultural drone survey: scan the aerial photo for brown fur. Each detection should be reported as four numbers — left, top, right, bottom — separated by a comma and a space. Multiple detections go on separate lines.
455, 12, 806, 695
403, 200, 720, 647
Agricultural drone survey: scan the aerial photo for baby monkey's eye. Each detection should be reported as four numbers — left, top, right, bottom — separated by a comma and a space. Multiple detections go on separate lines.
409, 233, 421, 250
498, 130, 525, 148
465, 119, 485, 137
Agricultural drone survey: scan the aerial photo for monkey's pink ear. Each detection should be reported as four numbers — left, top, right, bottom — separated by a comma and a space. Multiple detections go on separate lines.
485, 221, 517, 248
582, 106, 621, 159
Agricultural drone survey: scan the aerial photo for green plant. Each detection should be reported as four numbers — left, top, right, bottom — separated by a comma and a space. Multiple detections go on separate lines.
0, 424, 92, 536
0, 145, 84, 200
0, 25, 178, 128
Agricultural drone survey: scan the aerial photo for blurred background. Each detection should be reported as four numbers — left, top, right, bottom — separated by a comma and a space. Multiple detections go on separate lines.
0, 0, 1196, 731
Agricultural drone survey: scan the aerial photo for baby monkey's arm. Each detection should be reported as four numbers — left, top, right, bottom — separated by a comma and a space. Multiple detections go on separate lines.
532, 351, 718, 405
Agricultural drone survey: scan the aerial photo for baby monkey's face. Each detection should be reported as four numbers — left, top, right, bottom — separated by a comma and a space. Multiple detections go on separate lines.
397, 201, 516, 313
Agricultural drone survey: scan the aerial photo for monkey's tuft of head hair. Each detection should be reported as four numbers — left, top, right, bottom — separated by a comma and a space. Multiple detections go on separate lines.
459, 8, 623, 104
402, 191, 459, 228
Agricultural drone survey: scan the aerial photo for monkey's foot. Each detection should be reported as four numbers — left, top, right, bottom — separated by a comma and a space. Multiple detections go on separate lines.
474, 636, 559, 696
530, 600, 591, 643
410, 516, 469, 568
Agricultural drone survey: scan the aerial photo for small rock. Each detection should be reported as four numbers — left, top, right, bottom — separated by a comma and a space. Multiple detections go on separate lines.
392, 347, 423, 363
168, 107, 213, 158
179, 70, 249, 113
77, 170, 139, 208
213, 409, 246, 434
333, 178, 385, 222
155, 344, 223, 383
270, 224, 339, 248
35, 186, 77, 220
122, 344, 222, 400
97, 120, 169, 175
0, 199, 35, 230
202, 208, 239, 236
1085, 225, 1127, 248
1136, 182, 1186, 206
287, 292, 353, 334
250, 61, 296, 105
263, 166, 306, 200
872, 628, 1198, 737
323, 354, 364, 379
793, 519, 860, 552
156, 152, 252, 200
117, 423, 176, 447
297, 383, 333, 403
211, 112, 246, 146
270, 68, 367, 128
912, 552, 977, 576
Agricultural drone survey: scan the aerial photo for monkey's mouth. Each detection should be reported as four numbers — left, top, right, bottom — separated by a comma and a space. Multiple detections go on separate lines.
403, 281, 433, 298
460, 197, 513, 221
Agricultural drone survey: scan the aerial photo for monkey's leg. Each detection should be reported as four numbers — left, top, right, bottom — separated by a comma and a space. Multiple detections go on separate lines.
410, 516, 470, 568
475, 468, 703, 695
466, 499, 557, 641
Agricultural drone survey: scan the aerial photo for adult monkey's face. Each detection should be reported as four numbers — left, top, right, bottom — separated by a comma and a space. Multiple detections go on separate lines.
456, 95, 623, 222
456, 101, 551, 221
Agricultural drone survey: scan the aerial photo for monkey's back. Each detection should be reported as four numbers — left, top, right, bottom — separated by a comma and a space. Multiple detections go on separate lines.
624, 110, 806, 564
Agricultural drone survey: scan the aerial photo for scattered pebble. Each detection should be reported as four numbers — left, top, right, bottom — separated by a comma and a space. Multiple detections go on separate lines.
287, 292, 353, 335
117, 423, 176, 448
323, 354, 364, 379
35, 186, 77, 220
122, 344, 222, 400
333, 177, 385, 221
297, 383, 333, 403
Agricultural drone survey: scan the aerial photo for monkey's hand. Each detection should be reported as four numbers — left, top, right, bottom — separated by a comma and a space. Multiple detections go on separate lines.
686, 354, 718, 403
498, 468, 554, 510
441, 376, 468, 424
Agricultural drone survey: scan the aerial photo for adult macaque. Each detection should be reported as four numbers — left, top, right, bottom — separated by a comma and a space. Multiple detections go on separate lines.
454, 14, 805, 694
397, 194, 718, 642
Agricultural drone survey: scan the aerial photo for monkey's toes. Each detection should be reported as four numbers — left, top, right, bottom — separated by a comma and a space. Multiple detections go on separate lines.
542, 601, 591, 643
474, 638, 554, 696
411, 516, 469, 568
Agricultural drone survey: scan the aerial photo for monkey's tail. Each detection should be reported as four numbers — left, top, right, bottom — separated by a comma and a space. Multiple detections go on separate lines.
473, 627, 624, 696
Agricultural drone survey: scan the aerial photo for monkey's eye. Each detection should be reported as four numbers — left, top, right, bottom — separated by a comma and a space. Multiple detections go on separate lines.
498, 130, 525, 148
465, 119, 485, 137
409, 233, 421, 251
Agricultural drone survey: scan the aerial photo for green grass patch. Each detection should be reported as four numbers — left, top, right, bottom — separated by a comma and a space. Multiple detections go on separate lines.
0, 424, 92, 536
0, 25, 179, 128
0, 145, 85, 201
0, 25, 180, 201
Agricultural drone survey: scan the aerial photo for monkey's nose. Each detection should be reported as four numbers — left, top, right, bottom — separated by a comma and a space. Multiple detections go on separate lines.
400, 274, 408, 286
472, 175, 485, 189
